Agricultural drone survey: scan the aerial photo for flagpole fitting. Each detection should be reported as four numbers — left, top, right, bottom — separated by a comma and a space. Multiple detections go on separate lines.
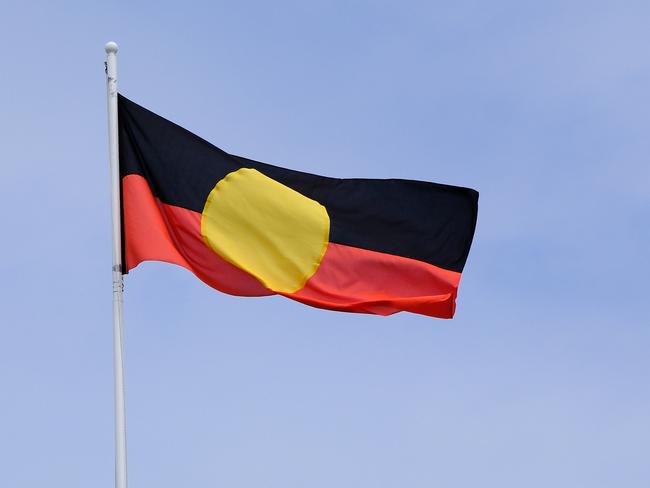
105, 41, 119, 54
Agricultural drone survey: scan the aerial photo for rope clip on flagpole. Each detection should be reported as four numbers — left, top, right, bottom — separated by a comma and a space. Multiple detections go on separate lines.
105, 40, 128, 488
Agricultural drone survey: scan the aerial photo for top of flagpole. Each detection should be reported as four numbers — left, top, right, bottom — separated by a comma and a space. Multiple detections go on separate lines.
105, 41, 119, 54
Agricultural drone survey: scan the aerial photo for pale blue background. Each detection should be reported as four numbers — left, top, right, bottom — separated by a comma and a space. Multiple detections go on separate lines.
1, 1, 649, 486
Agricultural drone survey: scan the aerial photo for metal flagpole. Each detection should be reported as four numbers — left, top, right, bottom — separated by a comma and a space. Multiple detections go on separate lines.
105, 41, 128, 488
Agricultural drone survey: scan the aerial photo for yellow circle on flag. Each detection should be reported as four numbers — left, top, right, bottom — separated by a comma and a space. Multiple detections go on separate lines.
201, 168, 330, 293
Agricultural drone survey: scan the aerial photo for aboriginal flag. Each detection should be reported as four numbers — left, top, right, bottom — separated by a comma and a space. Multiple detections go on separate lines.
118, 95, 478, 318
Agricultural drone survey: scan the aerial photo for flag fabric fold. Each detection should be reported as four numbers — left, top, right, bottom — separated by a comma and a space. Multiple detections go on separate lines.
118, 94, 478, 318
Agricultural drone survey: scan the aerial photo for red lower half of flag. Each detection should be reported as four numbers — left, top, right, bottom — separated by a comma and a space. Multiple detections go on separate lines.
122, 175, 462, 318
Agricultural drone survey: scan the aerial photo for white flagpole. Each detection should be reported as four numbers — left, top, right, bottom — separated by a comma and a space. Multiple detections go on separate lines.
105, 41, 128, 488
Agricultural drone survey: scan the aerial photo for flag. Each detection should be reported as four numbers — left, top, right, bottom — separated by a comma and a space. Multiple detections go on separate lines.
118, 95, 478, 318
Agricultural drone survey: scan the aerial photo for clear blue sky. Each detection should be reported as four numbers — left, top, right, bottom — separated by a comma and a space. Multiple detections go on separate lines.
1, 0, 649, 486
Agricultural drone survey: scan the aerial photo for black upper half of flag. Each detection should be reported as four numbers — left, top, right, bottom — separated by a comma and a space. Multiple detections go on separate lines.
118, 94, 478, 273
